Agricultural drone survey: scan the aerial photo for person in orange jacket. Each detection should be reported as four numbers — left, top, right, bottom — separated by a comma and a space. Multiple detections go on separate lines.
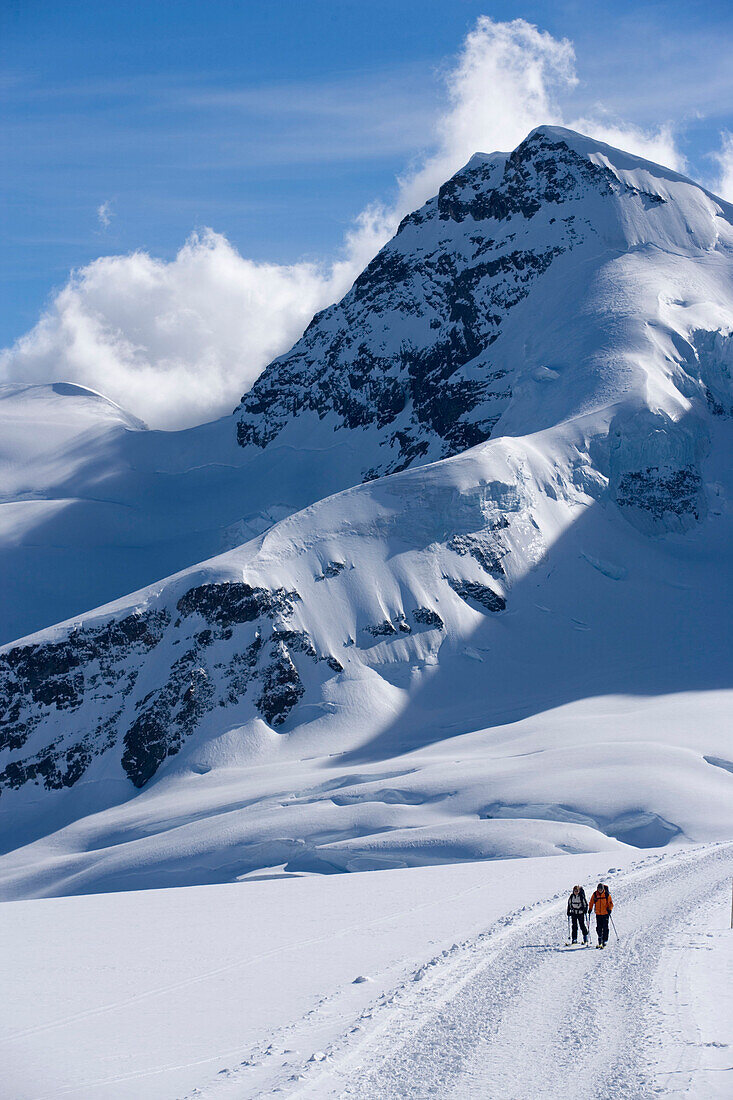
588, 882, 613, 948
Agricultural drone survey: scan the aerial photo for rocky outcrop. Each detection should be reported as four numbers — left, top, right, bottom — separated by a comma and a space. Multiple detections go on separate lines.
412, 607, 445, 629
448, 529, 507, 577
0, 581, 348, 794
176, 582, 299, 625
0, 524, 510, 796
0, 610, 169, 779
615, 467, 705, 526
445, 578, 506, 613
607, 409, 710, 533
315, 561, 346, 581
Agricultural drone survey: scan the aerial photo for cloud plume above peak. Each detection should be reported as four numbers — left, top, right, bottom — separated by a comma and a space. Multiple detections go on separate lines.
1, 232, 352, 429
712, 131, 733, 201
1, 17, 689, 429
399, 17, 575, 214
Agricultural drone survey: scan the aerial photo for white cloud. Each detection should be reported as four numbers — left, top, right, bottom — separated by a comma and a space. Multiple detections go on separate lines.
711, 131, 733, 201
0, 17, 688, 429
97, 200, 113, 228
0, 232, 350, 429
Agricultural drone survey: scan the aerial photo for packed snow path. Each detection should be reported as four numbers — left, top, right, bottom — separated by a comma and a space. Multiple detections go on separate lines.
204, 844, 732, 1099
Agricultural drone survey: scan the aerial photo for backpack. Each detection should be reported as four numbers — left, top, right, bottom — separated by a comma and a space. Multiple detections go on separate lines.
591, 888, 613, 915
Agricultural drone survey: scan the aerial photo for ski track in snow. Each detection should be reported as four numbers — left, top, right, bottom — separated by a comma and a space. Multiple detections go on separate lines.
192, 843, 733, 1099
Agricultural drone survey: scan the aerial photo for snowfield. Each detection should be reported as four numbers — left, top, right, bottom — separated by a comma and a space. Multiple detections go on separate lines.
1, 844, 731, 1099
1, 686, 732, 900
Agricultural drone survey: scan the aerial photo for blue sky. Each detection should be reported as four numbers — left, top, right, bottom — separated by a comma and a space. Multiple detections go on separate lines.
1, 0, 733, 410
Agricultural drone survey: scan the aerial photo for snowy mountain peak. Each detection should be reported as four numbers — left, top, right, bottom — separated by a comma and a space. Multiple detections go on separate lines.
235, 126, 732, 485
434, 126, 648, 225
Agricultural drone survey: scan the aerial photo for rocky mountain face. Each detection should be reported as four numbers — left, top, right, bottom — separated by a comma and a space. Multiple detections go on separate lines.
0, 467, 519, 797
235, 130, 669, 479
1, 127, 732, 895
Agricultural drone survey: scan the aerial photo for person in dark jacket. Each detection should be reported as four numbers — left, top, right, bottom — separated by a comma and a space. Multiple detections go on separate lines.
567, 884, 588, 943
588, 883, 614, 947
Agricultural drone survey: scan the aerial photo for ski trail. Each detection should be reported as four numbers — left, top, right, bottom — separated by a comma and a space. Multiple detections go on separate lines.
650, 879, 733, 1097
277, 843, 732, 1100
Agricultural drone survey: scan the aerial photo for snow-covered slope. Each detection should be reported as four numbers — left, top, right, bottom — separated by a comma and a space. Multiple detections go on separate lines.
0, 381, 364, 646
4, 126, 733, 647
1, 126, 732, 897
3, 845, 732, 1099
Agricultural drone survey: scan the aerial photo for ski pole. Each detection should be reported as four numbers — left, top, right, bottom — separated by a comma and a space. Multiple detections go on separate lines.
567, 914, 571, 943
610, 914, 619, 941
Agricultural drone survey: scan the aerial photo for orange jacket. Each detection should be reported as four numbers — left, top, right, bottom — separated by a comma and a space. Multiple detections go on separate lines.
589, 889, 613, 916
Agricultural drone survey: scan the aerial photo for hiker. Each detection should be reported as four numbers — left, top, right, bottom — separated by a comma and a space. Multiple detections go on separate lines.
588, 882, 613, 948
566, 884, 588, 944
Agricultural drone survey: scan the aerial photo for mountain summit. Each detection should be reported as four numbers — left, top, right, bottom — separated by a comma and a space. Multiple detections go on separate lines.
235, 124, 732, 485
0, 128, 731, 897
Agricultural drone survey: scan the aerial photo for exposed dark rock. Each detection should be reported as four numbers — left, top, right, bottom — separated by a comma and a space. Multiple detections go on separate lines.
121, 651, 214, 788
256, 641, 304, 727
364, 620, 398, 638
0, 608, 168, 765
446, 577, 506, 613
448, 533, 507, 577
0, 587, 319, 795
0, 739, 94, 793
362, 614, 412, 641
222, 633, 265, 704
176, 582, 299, 626
435, 132, 639, 225
121, 703, 168, 790
412, 607, 445, 629
615, 467, 704, 521
271, 629, 317, 657
315, 561, 346, 581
